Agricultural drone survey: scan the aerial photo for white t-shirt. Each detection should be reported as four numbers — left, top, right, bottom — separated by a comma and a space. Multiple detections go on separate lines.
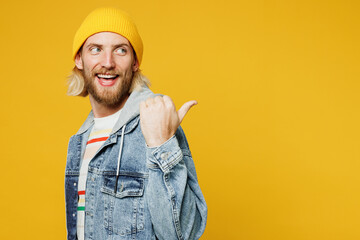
77, 109, 121, 240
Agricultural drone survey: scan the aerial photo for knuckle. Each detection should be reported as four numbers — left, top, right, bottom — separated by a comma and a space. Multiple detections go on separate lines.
154, 95, 162, 101
145, 98, 153, 104
163, 95, 171, 101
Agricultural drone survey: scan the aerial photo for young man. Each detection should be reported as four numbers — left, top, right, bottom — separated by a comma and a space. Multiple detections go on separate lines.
65, 7, 207, 240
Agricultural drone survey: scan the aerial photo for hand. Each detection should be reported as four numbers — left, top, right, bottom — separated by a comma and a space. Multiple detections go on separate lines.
139, 95, 197, 147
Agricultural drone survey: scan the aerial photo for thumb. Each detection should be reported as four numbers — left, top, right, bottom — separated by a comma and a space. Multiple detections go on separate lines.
177, 100, 198, 123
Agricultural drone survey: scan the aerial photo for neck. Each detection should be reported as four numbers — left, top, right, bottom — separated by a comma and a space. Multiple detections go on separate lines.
89, 94, 129, 118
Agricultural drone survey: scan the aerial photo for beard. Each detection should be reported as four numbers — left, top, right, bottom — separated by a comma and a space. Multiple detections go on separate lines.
82, 66, 133, 108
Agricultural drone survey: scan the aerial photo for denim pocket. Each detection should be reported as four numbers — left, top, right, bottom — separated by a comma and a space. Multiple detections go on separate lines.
100, 175, 145, 236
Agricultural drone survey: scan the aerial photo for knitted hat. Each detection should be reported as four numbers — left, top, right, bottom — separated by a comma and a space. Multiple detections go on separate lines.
73, 7, 143, 65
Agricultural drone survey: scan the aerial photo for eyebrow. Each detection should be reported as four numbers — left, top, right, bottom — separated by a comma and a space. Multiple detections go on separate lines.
85, 43, 131, 49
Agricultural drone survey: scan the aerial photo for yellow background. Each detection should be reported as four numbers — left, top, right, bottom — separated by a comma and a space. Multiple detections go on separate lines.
1, 0, 359, 239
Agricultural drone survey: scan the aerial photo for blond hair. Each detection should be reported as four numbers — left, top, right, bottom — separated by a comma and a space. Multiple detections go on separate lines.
67, 67, 150, 96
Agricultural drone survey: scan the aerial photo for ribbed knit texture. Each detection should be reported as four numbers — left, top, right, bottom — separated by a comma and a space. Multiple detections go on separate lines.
73, 7, 143, 65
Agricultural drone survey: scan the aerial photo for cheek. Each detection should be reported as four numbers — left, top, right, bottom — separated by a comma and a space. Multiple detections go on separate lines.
116, 56, 134, 69
83, 58, 100, 70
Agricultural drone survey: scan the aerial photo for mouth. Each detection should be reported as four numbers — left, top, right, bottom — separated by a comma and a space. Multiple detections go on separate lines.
96, 74, 119, 87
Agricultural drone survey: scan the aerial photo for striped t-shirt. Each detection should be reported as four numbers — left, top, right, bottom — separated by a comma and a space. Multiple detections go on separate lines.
77, 109, 121, 240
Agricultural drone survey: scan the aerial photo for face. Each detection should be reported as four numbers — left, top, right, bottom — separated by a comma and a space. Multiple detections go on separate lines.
75, 32, 139, 108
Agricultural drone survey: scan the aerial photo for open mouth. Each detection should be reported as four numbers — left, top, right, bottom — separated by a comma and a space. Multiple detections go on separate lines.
96, 74, 119, 86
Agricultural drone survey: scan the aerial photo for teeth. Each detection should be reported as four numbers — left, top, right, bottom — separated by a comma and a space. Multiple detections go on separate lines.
98, 74, 117, 79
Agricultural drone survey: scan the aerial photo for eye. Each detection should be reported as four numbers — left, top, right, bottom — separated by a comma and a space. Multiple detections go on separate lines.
115, 48, 127, 55
90, 47, 101, 54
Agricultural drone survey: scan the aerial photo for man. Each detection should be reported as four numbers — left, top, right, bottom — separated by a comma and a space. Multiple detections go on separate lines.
65, 7, 207, 240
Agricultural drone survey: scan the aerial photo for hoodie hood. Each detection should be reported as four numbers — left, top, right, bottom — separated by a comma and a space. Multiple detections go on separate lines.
75, 86, 157, 135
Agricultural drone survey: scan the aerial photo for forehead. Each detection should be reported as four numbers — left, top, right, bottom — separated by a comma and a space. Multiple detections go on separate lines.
83, 31, 131, 47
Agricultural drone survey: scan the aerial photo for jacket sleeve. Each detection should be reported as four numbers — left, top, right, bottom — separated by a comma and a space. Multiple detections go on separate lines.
145, 126, 207, 240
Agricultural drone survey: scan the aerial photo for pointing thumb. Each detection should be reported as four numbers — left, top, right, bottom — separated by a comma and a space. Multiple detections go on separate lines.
177, 100, 198, 123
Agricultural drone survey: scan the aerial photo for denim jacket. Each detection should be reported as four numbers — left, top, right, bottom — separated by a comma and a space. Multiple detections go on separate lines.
65, 87, 207, 240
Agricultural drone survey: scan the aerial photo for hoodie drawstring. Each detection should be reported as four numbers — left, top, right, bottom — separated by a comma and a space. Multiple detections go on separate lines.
114, 124, 126, 193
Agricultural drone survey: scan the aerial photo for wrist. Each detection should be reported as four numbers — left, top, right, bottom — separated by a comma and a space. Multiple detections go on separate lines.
146, 135, 174, 148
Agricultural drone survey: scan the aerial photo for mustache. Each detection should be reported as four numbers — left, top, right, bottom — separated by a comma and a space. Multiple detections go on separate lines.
92, 68, 122, 76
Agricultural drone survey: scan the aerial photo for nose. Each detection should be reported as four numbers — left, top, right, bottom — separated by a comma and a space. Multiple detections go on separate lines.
101, 52, 116, 69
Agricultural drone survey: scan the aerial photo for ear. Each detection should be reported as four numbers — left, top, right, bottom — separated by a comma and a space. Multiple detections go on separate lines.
74, 52, 83, 70
132, 59, 139, 72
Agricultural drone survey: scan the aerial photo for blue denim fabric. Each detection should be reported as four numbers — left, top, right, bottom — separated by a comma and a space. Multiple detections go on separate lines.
65, 87, 207, 240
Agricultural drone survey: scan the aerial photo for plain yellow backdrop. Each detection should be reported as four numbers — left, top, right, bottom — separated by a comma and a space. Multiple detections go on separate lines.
1, 0, 360, 239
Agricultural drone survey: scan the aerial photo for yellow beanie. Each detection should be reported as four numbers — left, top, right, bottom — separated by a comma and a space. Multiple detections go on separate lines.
73, 7, 143, 65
